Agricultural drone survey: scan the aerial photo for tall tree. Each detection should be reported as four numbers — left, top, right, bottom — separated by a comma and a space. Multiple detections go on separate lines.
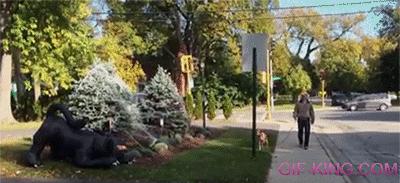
105, 0, 276, 93
377, 4, 400, 41
282, 9, 365, 61
271, 42, 291, 77
3, 0, 95, 98
377, 46, 399, 93
375, 4, 399, 95
278, 9, 365, 88
361, 36, 396, 90
0, 1, 16, 122
317, 39, 367, 92
96, 21, 151, 91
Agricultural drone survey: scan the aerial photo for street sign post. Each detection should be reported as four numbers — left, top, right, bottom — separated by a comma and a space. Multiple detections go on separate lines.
242, 33, 267, 158
242, 34, 267, 72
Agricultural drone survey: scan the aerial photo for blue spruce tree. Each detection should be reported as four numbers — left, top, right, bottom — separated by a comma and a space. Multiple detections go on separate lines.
139, 66, 189, 134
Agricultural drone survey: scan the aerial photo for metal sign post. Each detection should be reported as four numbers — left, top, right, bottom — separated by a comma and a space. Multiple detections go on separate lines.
242, 33, 267, 158
252, 47, 257, 158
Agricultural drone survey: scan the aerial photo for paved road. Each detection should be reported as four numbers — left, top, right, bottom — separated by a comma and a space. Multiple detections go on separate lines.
271, 107, 400, 183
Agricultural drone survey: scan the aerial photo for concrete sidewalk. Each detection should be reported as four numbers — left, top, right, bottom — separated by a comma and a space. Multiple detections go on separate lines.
266, 121, 349, 183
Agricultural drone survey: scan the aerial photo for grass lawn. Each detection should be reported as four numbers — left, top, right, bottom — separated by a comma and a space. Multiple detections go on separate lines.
0, 128, 277, 183
0, 121, 42, 131
235, 104, 325, 112
273, 104, 324, 111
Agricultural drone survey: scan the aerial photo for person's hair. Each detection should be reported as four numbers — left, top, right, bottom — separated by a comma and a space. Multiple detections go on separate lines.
299, 93, 310, 103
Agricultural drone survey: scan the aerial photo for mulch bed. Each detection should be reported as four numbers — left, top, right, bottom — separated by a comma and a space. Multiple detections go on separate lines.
134, 127, 223, 167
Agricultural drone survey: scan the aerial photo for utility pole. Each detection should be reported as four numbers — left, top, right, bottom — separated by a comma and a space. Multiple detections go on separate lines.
201, 61, 206, 129
321, 80, 325, 108
265, 50, 272, 120
270, 51, 274, 111
319, 69, 326, 107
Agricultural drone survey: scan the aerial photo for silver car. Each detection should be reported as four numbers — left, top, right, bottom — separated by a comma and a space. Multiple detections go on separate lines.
343, 93, 392, 111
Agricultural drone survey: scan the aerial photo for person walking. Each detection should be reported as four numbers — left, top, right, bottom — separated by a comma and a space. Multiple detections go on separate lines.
293, 93, 315, 150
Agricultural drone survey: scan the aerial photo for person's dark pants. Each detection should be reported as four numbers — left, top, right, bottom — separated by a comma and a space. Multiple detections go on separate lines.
297, 117, 311, 147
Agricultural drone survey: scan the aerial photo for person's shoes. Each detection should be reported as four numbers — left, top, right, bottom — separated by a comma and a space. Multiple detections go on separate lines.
304, 146, 308, 150
299, 142, 303, 148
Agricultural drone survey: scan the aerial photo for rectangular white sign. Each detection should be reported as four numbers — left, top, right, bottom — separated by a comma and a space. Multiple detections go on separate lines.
241, 33, 268, 72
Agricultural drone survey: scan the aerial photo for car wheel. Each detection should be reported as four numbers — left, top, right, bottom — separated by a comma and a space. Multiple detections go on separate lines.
349, 105, 357, 111
379, 104, 388, 111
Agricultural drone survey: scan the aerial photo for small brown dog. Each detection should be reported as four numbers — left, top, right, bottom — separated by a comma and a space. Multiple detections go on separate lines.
257, 129, 269, 150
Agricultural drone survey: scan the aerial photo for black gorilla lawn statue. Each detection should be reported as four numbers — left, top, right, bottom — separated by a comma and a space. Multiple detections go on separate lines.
26, 103, 133, 168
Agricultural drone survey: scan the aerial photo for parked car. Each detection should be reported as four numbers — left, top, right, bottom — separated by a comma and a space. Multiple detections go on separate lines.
343, 93, 391, 111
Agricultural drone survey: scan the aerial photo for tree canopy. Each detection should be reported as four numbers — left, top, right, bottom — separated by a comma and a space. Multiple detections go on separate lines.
317, 39, 367, 92
3, 0, 95, 96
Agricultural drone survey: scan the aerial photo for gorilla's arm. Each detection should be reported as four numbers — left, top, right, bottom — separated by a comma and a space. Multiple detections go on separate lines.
73, 150, 118, 168
26, 124, 53, 167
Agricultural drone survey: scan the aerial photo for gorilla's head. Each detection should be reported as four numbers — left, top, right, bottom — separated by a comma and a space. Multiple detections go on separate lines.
103, 137, 133, 164
102, 137, 127, 155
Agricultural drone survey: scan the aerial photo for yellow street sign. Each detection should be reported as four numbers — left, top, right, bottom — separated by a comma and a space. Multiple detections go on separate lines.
180, 55, 194, 73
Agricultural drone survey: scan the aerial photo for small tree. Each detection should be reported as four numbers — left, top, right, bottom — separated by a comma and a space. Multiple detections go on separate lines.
139, 66, 189, 134
68, 62, 147, 134
207, 91, 217, 120
185, 93, 194, 119
194, 90, 203, 120
222, 94, 233, 119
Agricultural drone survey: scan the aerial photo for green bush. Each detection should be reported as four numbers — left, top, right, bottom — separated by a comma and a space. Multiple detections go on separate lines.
222, 95, 233, 119
207, 91, 217, 120
185, 93, 194, 119
194, 74, 266, 108
194, 90, 203, 120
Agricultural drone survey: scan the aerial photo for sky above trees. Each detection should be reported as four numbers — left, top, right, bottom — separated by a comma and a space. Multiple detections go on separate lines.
280, 0, 396, 36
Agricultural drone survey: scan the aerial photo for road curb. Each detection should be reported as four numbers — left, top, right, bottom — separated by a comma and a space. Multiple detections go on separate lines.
314, 127, 352, 183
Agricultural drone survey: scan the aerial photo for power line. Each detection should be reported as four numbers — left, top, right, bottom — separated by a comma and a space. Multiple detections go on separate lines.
89, 8, 378, 23
91, 0, 395, 15
269, 0, 394, 11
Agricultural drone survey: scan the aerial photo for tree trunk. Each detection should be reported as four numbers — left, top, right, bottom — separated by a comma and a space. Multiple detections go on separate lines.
12, 48, 24, 99
34, 79, 40, 102
0, 54, 16, 122
174, 3, 185, 96
0, 0, 16, 122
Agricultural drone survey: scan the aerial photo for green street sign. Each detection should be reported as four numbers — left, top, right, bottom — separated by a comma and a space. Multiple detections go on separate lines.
272, 76, 281, 81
